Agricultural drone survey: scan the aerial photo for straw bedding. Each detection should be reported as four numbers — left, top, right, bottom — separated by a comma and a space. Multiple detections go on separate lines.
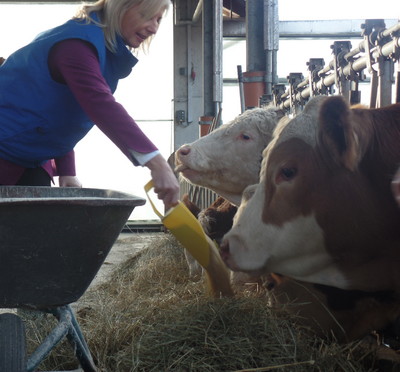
23, 233, 393, 371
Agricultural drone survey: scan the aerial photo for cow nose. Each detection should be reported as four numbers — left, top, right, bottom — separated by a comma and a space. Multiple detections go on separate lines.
178, 145, 191, 157
219, 240, 230, 261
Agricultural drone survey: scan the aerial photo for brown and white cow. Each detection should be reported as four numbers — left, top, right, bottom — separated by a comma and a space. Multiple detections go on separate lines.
175, 107, 284, 206
219, 96, 400, 340
221, 95, 400, 292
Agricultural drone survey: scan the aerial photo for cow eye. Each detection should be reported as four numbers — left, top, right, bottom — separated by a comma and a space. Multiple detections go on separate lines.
280, 167, 297, 181
240, 133, 251, 140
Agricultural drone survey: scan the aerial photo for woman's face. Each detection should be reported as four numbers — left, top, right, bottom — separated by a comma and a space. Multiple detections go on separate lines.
121, 5, 164, 48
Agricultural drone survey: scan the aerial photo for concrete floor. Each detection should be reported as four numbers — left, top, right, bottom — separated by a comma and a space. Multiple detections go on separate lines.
89, 232, 164, 288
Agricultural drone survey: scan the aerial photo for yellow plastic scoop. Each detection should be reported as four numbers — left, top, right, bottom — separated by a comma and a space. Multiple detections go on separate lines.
144, 180, 210, 268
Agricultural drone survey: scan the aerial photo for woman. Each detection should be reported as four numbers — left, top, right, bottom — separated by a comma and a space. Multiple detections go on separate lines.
0, 0, 179, 208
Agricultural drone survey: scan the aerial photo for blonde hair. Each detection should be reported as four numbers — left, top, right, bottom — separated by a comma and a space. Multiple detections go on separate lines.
75, 0, 170, 52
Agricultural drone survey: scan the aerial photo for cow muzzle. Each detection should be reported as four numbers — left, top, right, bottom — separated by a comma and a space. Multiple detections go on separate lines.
219, 239, 241, 271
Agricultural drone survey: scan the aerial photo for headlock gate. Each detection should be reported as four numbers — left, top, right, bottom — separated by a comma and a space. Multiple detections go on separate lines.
274, 19, 400, 113
179, 18, 400, 212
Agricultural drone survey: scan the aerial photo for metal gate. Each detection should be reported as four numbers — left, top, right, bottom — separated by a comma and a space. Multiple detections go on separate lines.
179, 18, 400, 212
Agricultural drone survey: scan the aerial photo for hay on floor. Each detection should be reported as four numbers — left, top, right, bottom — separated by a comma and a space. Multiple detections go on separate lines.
23, 233, 382, 372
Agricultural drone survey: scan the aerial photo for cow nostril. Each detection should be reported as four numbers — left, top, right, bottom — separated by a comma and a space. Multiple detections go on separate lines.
219, 240, 230, 260
178, 146, 191, 156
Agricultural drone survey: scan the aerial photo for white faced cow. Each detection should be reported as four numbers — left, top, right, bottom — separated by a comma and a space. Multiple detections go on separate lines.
175, 107, 284, 206
176, 95, 400, 342
221, 95, 400, 293
175, 107, 283, 280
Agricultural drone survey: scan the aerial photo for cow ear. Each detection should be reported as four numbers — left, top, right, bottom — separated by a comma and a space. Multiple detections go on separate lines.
318, 96, 361, 171
274, 108, 286, 122
255, 110, 278, 139
257, 108, 285, 138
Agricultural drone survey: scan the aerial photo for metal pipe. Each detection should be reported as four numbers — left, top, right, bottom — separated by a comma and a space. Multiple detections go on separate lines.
278, 33, 400, 109
246, 0, 265, 71
237, 65, 246, 113
27, 308, 71, 371
187, 24, 193, 123
272, 50, 278, 85
265, 50, 273, 97
264, 0, 279, 99
202, 0, 214, 117
377, 58, 394, 107
213, 0, 223, 105
192, 0, 203, 23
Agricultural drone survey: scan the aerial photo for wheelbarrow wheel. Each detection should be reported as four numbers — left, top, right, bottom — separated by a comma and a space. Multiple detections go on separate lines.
0, 313, 27, 372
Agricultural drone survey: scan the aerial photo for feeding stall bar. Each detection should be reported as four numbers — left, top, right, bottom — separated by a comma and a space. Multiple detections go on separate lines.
273, 19, 400, 112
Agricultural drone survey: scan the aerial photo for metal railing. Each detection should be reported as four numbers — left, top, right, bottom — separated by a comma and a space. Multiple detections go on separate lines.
272, 19, 400, 113
179, 19, 400, 212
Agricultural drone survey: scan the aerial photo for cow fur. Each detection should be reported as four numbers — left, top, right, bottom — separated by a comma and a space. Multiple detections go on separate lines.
221, 95, 400, 341
176, 107, 282, 281
175, 107, 284, 206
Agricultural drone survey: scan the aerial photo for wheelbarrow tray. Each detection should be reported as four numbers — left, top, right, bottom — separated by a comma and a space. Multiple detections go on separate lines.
0, 186, 145, 308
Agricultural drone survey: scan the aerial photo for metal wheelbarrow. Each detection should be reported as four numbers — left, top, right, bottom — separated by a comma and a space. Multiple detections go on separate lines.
0, 186, 146, 372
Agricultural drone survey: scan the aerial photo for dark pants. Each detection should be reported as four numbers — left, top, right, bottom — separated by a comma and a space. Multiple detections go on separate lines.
16, 167, 51, 186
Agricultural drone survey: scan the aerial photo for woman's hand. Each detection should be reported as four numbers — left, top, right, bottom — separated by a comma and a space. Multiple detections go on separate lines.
145, 154, 180, 210
59, 175, 82, 188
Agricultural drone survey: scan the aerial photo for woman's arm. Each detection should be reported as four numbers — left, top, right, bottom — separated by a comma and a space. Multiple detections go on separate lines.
49, 39, 158, 162
51, 151, 82, 187
48, 39, 178, 205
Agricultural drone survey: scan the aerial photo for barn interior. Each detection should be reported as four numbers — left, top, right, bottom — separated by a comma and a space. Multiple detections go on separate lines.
0, 1, 400, 371
171, 0, 399, 148
1, 0, 398, 214
171, 0, 400, 208
1, 1, 399, 146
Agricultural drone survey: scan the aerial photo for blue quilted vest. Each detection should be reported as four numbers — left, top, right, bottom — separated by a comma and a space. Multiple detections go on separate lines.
0, 13, 137, 167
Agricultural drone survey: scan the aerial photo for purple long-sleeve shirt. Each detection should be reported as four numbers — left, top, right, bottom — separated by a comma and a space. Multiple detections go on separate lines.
0, 38, 158, 185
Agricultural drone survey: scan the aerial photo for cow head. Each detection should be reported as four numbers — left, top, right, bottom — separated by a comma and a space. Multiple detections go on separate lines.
221, 96, 400, 292
175, 107, 284, 205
